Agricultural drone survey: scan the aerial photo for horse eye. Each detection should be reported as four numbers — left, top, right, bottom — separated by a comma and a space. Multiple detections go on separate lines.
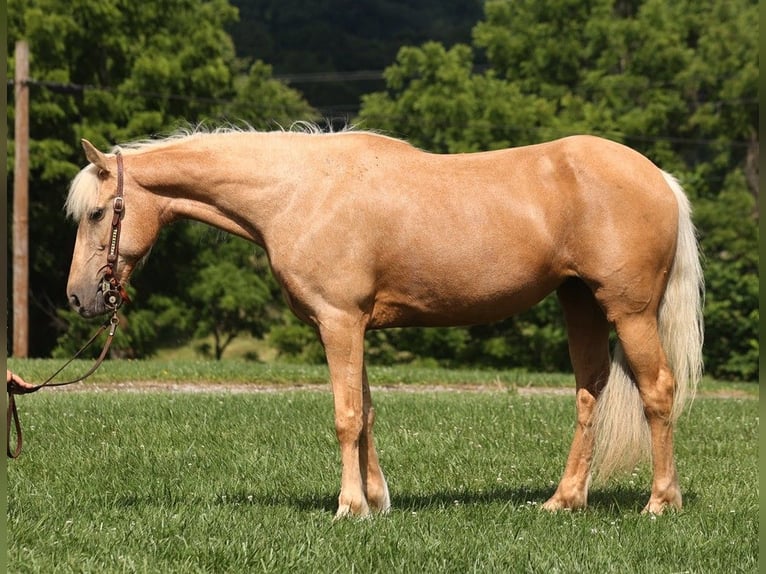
89, 208, 105, 222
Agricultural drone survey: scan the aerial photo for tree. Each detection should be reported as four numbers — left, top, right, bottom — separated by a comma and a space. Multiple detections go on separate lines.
694, 171, 759, 380
187, 229, 275, 360
7, 0, 315, 357
359, 42, 555, 153
11, 0, 759, 380
225, 0, 485, 114
228, 60, 317, 129
358, 0, 759, 379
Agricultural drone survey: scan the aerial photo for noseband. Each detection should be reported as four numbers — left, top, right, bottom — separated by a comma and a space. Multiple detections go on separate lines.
99, 151, 130, 310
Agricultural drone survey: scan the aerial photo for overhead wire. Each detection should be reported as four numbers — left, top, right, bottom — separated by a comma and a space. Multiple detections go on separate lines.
6, 77, 757, 148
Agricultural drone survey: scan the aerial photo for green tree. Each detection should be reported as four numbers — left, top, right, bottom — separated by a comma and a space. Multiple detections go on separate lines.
8, 0, 315, 357
268, 313, 326, 364
694, 171, 759, 380
229, 60, 317, 128
226, 0, 484, 114
359, 42, 555, 153
358, 0, 759, 379
187, 231, 275, 360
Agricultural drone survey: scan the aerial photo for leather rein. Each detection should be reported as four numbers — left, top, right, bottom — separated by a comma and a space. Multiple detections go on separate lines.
7, 152, 129, 458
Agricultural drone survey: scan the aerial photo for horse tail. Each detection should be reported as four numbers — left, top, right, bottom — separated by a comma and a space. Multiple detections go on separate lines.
592, 171, 704, 480
657, 172, 705, 420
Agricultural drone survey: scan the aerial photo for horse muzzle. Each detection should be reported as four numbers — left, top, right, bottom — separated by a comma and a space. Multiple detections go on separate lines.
68, 288, 108, 318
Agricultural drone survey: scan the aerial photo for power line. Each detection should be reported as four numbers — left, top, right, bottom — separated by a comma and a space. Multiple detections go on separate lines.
7, 77, 759, 109
6, 78, 757, 148
274, 70, 384, 84
7, 78, 234, 105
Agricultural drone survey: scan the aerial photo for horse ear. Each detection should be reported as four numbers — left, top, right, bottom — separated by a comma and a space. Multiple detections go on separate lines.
81, 139, 110, 173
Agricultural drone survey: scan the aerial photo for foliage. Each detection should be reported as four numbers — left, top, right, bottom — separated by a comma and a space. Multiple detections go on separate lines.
225, 0, 485, 113
52, 224, 289, 361
360, 42, 556, 152
186, 229, 275, 360
8, 0, 759, 381
268, 313, 326, 364
7, 0, 314, 357
358, 0, 759, 380
694, 171, 759, 380
228, 60, 317, 128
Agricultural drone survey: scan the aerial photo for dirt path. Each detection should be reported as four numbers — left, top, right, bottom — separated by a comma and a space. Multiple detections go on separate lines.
45, 380, 756, 400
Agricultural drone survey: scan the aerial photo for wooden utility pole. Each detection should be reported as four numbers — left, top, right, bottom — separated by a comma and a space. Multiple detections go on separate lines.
13, 40, 29, 357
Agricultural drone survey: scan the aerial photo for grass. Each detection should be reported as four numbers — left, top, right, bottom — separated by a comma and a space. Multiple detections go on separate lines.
5, 357, 758, 395
5, 366, 759, 573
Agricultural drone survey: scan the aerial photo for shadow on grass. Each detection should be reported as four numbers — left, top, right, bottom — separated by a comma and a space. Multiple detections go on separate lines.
218, 483, 697, 516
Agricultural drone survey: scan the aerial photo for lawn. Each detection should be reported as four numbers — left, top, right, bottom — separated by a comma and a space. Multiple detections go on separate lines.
4, 362, 758, 573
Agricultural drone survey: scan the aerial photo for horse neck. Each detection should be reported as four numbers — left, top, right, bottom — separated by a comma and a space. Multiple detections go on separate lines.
129, 134, 299, 245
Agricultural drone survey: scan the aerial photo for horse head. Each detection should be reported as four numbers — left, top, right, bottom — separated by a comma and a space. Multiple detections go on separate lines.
65, 139, 162, 317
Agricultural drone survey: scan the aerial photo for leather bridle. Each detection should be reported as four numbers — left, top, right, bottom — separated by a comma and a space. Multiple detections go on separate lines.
7, 151, 129, 458
100, 151, 130, 311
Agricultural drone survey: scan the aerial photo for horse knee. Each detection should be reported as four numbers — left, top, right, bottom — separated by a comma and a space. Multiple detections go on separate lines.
335, 409, 364, 444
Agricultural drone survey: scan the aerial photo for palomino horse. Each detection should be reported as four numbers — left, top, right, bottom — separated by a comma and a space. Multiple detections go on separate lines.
65, 127, 703, 518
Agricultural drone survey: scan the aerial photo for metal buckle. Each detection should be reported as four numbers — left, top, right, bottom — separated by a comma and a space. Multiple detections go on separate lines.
103, 288, 123, 310
113, 196, 124, 213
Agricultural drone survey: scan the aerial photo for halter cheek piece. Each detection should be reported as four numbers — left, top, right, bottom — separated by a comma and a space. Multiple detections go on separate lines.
99, 151, 130, 310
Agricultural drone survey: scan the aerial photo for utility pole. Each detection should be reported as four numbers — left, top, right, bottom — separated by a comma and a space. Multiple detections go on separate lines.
13, 40, 29, 357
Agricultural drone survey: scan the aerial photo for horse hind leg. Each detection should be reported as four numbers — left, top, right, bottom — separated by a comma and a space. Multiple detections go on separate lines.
543, 279, 611, 511
614, 313, 682, 513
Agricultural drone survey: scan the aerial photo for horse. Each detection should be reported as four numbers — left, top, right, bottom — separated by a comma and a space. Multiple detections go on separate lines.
65, 127, 703, 519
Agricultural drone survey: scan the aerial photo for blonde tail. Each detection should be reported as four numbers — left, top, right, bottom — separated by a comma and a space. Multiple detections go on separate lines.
592, 171, 704, 480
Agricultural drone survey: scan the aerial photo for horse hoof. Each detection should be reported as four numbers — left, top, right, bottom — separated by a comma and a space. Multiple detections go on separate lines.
334, 500, 371, 521
367, 483, 391, 514
541, 494, 586, 512
642, 499, 681, 516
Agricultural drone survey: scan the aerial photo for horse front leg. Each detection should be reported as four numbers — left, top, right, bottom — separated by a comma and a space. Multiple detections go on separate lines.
319, 317, 384, 519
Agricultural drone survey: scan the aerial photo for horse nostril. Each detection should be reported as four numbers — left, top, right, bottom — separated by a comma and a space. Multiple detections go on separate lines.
69, 294, 81, 309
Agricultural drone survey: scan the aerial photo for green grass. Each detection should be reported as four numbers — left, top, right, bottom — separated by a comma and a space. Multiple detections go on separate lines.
5, 357, 758, 394
6, 381, 758, 573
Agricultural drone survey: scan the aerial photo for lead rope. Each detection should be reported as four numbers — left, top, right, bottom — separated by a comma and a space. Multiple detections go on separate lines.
7, 312, 120, 458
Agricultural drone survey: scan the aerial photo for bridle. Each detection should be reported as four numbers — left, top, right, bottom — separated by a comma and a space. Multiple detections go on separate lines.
100, 151, 131, 311
7, 151, 129, 458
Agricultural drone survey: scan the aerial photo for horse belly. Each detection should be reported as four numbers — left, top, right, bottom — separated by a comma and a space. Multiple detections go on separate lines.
368, 258, 563, 329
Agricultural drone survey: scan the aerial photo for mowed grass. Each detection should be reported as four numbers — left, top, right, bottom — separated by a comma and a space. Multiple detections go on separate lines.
6, 357, 575, 387
5, 357, 758, 395
5, 369, 758, 574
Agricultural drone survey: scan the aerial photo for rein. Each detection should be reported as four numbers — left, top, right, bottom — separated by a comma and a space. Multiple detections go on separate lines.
7, 151, 128, 458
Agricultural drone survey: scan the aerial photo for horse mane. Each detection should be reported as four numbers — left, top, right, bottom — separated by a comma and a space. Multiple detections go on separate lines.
65, 122, 376, 221
112, 121, 356, 154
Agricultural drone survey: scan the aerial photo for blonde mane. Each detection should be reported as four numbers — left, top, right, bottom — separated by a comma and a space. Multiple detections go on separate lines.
65, 122, 370, 221
112, 121, 354, 154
